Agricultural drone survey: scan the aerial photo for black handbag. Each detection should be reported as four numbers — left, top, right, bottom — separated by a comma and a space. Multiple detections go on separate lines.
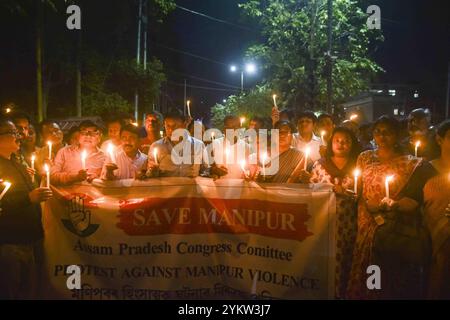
373, 211, 431, 266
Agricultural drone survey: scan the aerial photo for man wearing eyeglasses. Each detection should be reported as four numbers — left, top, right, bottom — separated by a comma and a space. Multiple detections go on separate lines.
51, 120, 106, 185
0, 116, 53, 299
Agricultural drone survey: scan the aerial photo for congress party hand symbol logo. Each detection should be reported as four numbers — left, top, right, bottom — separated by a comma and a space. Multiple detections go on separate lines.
62, 194, 99, 237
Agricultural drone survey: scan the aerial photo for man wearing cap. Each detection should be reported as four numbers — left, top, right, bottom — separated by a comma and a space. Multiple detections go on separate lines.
405, 108, 440, 160
51, 120, 106, 185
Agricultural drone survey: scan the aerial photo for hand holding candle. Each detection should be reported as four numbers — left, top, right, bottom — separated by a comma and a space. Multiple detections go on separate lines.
304, 147, 310, 171
385, 175, 394, 199
414, 141, 421, 157
44, 164, 50, 188
31, 154, 36, 183
107, 143, 116, 164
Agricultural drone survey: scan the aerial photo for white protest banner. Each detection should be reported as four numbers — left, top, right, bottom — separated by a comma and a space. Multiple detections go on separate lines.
40, 177, 336, 300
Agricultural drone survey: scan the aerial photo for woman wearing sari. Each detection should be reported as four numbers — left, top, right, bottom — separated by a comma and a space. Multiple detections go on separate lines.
306, 127, 360, 299
347, 116, 436, 300
423, 120, 450, 299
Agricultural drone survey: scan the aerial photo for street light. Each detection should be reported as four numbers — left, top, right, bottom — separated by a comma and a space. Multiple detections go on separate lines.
229, 62, 258, 92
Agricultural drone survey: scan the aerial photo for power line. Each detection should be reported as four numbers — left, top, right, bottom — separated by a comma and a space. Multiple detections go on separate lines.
165, 69, 240, 89
151, 41, 228, 66
175, 4, 256, 33
167, 80, 239, 93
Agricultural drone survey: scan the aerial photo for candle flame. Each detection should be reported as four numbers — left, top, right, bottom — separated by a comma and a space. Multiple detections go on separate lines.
304, 147, 310, 156
353, 169, 361, 177
31, 154, 36, 161
3, 181, 11, 188
44, 164, 49, 173
350, 114, 358, 121
107, 143, 114, 154
386, 175, 394, 183
81, 150, 87, 161
415, 141, 421, 148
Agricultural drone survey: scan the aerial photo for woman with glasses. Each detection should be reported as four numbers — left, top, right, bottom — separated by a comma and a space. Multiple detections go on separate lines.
347, 116, 437, 299
51, 120, 106, 185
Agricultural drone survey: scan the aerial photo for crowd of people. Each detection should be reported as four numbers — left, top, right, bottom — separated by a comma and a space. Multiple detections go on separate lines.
0, 104, 449, 300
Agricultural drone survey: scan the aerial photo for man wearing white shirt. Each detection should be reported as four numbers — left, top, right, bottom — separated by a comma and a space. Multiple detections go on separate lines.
292, 111, 323, 163
146, 110, 207, 178
210, 115, 251, 179
101, 124, 147, 180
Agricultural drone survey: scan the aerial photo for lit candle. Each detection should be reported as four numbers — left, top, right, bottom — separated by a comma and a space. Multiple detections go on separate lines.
107, 143, 116, 164
0, 181, 12, 201
47, 141, 52, 160
187, 100, 191, 117
240, 117, 246, 128
272, 94, 277, 108
262, 152, 268, 179
81, 150, 87, 170
153, 148, 158, 165
414, 141, 421, 157
304, 147, 310, 171
225, 147, 230, 165
353, 169, 360, 194
132, 122, 138, 127
240, 160, 248, 177
31, 154, 36, 184
44, 164, 50, 188
160, 130, 164, 138
350, 114, 358, 121
385, 175, 394, 199
320, 130, 326, 145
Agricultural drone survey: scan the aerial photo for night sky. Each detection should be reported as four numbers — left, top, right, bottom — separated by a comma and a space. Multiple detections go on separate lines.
0, 0, 449, 121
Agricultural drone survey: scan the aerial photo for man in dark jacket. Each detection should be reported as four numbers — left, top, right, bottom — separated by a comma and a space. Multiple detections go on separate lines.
0, 116, 53, 299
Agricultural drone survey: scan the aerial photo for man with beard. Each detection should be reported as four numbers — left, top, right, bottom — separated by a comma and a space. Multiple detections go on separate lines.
101, 124, 148, 180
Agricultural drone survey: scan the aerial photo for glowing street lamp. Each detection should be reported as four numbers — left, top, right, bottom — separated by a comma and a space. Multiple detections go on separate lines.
229, 62, 258, 92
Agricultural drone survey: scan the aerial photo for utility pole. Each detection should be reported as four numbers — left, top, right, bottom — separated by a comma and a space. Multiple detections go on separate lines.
184, 79, 187, 116
75, 30, 82, 117
36, 0, 44, 122
446, 61, 450, 119
326, 0, 333, 114
135, 0, 143, 123
143, 0, 148, 71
